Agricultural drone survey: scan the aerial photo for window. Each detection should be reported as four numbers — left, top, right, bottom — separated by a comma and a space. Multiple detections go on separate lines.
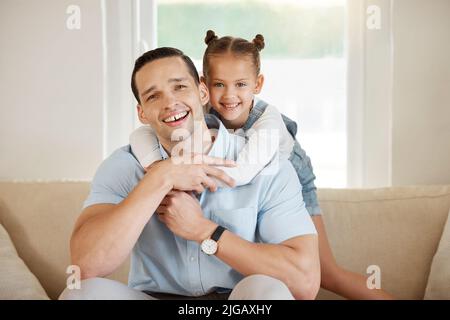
157, 0, 347, 187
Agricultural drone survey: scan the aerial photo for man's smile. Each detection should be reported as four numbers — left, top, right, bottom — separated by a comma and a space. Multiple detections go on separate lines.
162, 110, 190, 127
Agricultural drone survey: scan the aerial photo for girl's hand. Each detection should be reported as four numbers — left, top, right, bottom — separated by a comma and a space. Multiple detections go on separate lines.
146, 155, 236, 193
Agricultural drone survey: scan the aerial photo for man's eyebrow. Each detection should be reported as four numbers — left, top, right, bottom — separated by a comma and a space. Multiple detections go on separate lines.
169, 77, 188, 83
141, 85, 156, 98
140, 78, 189, 98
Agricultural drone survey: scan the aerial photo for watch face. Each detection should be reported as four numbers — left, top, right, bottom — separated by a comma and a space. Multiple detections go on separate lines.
201, 239, 218, 255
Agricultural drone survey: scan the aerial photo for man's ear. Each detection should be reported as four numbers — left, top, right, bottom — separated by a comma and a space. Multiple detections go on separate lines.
136, 104, 149, 124
199, 82, 210, 106
254, 74, 264, 94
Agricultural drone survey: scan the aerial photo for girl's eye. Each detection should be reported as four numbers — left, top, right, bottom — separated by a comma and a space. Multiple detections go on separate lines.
236, 82, 247, 88
214, 83, 224, 88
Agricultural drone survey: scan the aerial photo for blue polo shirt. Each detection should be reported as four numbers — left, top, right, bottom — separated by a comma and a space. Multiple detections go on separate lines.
83, 115, 317, 297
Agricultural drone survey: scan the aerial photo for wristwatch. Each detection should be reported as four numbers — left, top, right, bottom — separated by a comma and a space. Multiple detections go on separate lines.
200, 225, 227, 255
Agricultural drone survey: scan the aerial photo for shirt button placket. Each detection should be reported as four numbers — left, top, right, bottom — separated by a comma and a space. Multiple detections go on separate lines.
186, 242, 197, 292
187, 241, 204, 296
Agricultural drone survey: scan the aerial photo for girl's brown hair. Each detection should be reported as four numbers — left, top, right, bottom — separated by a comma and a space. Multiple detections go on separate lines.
202, 30, 265, 80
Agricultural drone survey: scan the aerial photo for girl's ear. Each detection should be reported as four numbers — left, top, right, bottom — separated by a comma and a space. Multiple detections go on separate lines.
137, 104, 149, 124
254, 74, 264, 94
199, 82, 210, 106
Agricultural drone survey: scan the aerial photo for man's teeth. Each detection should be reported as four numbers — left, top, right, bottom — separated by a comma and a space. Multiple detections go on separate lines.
163, 111, 188, 123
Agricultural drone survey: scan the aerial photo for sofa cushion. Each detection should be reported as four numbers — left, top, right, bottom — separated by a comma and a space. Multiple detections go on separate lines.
1, 182, 449, 300
424, 208, 450, 299
0, 222, 49, 299
316, 185, 450, 300
0, 181, 129, 300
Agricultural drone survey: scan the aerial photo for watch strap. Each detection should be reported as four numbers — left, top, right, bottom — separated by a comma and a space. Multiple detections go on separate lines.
211, 225, 227, 242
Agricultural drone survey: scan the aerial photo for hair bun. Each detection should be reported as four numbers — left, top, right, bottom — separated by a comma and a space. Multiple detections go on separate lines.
252, 34, 265, 51
205, 30, 218, 46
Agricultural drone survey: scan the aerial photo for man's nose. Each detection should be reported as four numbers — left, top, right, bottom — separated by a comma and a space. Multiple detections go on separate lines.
161, 92, 179, 109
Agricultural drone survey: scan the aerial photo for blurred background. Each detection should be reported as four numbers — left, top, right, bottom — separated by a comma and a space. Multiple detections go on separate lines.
0, 0, 449, 188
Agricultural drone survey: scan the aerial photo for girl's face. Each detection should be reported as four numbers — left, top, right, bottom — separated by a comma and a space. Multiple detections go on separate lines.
204, 54, 264, 129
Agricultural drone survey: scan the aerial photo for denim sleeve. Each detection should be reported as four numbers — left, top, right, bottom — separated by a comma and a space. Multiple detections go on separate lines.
282, 115, 322, 216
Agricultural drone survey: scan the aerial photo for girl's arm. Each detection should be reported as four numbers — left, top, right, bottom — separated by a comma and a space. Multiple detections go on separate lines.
129, 125, 163, 169
214, 105, 294, 187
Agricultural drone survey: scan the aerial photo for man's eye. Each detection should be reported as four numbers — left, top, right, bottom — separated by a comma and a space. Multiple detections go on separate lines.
237, 82, 247, 88
147, 94, 157, 101
175, 84, 187, 90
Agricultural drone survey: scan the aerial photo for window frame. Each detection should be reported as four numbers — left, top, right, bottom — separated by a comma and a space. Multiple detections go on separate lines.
125, 0, 394, 188
346, 0, 394, 187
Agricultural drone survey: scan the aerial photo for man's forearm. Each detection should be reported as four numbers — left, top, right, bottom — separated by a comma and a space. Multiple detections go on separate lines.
197, 222, 320, 299
71, 176, 171, 279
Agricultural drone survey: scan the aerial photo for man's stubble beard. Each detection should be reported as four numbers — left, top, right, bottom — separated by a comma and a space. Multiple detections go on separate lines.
170, 119, 214, 164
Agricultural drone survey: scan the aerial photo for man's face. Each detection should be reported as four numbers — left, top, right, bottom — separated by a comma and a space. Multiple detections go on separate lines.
136, 57, 209, 148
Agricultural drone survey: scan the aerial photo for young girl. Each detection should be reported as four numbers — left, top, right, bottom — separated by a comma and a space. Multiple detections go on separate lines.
130, 30, 394, 300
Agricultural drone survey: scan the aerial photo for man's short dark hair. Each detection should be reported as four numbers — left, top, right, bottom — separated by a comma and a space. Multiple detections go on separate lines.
131, 47, 200, 103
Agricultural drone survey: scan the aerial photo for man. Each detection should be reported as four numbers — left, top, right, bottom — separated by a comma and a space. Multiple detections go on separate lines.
59, 47, 320, 300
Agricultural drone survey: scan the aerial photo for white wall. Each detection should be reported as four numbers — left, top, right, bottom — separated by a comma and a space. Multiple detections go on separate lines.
0, 0, 151, 181
0, 0, 104, 180
391, 0, 450, 185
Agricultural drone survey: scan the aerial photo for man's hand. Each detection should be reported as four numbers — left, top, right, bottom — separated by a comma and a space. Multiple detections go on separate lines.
147, 154, 236, 193
156, 191, 217, 242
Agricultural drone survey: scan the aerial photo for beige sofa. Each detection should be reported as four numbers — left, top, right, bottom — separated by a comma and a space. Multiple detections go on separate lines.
1, 182, 449, 300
